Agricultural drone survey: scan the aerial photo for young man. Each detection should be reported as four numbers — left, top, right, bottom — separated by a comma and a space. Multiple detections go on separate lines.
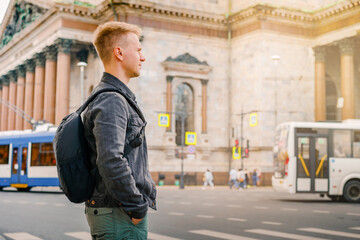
83, 21, 157, 239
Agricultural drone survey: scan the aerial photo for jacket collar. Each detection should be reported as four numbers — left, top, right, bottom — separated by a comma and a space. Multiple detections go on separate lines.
100, 72, 136, 101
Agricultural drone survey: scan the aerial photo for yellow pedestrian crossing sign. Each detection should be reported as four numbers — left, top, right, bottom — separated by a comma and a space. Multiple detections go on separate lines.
233, 147, 241, 159
185, 132, 197, 145
249, 113, 258, 127
158, 114, 170, 127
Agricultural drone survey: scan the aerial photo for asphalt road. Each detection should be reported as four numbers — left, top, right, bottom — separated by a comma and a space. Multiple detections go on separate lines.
0, 186, 359, 240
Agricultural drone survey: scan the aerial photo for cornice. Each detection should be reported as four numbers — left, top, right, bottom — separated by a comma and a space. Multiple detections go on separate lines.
229, 1, 360, 25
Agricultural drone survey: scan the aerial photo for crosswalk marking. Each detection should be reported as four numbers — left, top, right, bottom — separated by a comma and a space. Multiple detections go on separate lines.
179, 202, 192, 205
351, 227, 360, 230
17, 201, 28, 204
298, 227, 360, 239
245, 229, 327, 240
168, 212, 184, 216
196, 215, 214, 219
35, 202, 46, 205
262, 221, 282, 225
164, 201, 175, 204
253, 206, 268, 210
64, 232, 91, 240
148, 232, 182, 240
3, 199, 11, 203
347, 212, 360, 216
227, 218, 247, 222
203, 203, 215, 206
282, 208, 298, 211
4, 233, 42, 240
54, 203, 66, 207
190, 230, 258, 240
226, 204, 242, 208
313, 210, 330, 214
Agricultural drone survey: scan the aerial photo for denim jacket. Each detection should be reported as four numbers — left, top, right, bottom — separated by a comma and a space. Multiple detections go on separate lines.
83, 72, 157, 219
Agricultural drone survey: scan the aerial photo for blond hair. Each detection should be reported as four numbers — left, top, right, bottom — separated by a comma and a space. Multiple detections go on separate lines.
92, 22, 142, 63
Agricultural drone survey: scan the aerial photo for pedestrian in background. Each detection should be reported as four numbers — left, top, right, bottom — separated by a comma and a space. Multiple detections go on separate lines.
83, 22, 157, 240
203, 169, 214, 189
237, 168, 246, 189
252, 169, 258, 187
244, 168, 249, 189
229, 168, 238, 189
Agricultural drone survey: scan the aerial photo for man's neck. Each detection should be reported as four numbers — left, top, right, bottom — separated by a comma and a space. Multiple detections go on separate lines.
104, 66, 129, 85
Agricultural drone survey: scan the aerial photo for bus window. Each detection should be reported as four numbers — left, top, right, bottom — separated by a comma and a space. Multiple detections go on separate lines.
31, 143, 56, 166
0, 145, 9, 164
315, 138, 328, 178
354, 131, 360, 158
274, 125, 289, 178
297, 137, 310, 178
333, 130, 351, 158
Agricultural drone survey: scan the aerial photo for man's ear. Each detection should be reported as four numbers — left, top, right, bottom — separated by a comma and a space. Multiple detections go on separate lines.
114, 47, 123, 61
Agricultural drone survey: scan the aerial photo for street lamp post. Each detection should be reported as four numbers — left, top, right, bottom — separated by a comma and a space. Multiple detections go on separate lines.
271, 55, 280, 127
77, 62, 88, 104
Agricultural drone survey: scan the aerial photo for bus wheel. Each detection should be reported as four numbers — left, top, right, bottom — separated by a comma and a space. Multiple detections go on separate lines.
17, 187, 32, 192
343, 180, 360, 203
0, 187, 3, 191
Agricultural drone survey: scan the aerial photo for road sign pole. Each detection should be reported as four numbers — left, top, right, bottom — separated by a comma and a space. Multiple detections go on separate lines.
241, 107, 244, 169
180, 113, 185, 189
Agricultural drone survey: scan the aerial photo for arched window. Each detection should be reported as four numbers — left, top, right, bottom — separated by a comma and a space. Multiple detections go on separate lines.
175, 83, 194, 145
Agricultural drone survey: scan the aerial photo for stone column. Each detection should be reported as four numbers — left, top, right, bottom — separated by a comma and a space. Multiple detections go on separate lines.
7, 70, 17, 130
166, 76, 173, 132
313, 46, 326, 121
33, 52, 46, 121
24, 59, 35, 129
201, 79, 208, 133
339, 38, 355, 120
43, 45, 57, 124
1, 76, 10, 131
55, 39, 72, 125
15, 65, 26, 130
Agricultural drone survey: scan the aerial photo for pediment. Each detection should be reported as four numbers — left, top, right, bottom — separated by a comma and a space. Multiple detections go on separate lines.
0, 0, 48, 49
162, 53, 212, 76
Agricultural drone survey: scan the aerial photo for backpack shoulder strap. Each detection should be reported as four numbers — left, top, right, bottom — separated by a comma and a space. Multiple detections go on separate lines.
77, 88, 145, 122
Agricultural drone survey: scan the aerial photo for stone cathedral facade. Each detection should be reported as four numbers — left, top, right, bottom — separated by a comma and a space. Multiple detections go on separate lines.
0, 0, 359, 185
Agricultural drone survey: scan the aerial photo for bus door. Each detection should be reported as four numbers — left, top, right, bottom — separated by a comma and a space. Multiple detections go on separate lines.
10, 143, 29, 187
296, 135, 329, 193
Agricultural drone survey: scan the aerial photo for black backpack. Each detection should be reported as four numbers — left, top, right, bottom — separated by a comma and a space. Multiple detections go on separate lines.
53, 87, 144, 203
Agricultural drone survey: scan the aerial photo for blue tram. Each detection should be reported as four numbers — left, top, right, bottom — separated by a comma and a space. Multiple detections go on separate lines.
0, 125, 59, 191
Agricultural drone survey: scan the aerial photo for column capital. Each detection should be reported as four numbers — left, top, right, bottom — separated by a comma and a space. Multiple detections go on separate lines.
201, 79, 208, 86
25, 59, 35, 73
34, 52, 46, 67
1, 75, 10, 86
313, 46, 326, 62
338, 38, 355, 55
55, 38, 73, 54
76, 49, 89, 63
16, 64, 26, 77
8, 70, 17, 82
166, 75, 174, 82
44, 45, 57, 60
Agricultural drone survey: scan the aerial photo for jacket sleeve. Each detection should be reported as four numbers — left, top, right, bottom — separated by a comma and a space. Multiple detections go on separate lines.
91, 92, 148, 219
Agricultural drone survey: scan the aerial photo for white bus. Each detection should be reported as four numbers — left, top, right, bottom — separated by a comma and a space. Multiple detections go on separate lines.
272, 120, 360, 203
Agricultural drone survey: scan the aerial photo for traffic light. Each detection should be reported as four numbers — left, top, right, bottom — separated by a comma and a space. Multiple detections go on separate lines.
235, 139, 239, 147
245, 140, 250, 158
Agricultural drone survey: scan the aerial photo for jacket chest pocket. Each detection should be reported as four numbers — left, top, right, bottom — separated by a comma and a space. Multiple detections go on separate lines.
127, 115, 146, 148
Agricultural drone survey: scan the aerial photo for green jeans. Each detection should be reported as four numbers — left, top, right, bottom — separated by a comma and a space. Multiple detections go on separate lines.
85, 207, 148, 240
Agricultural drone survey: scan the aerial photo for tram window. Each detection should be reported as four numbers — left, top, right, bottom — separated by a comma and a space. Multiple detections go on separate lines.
353, 131, 360, 158
31, 143, 56, 166
0, 145, 9, 164
333, 130, 351, 158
